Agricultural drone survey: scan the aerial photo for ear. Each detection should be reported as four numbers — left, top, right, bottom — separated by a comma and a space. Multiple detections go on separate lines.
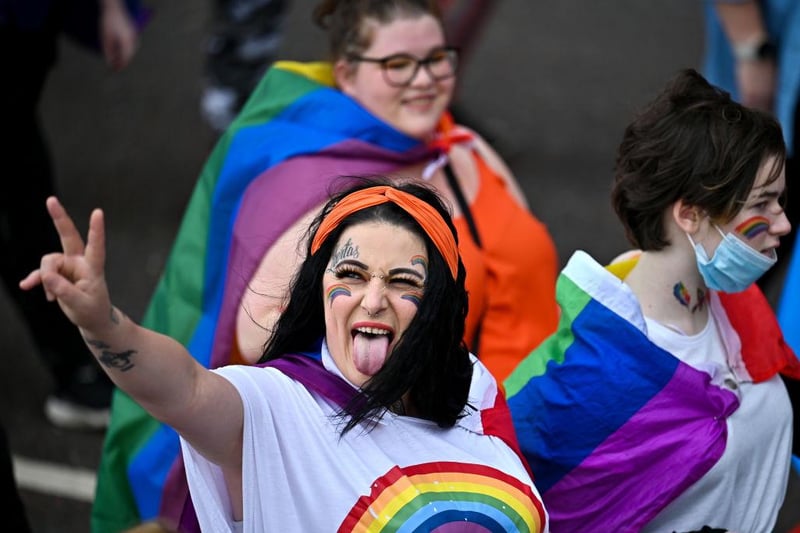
334, 59, 355, 95
672, 199, 703, 234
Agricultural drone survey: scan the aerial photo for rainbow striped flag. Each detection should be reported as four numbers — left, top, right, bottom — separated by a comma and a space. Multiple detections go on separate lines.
91, 61, 436, 532
505, 251, 800, 532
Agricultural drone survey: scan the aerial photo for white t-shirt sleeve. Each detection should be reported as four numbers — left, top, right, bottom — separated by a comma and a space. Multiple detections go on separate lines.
181, 429, 236, 532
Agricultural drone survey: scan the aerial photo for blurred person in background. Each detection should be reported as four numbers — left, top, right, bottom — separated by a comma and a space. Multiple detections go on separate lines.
0, 0, 146, 430
200, 0, 498, 134
201, 0, 290, 133
703, 0, 799, 300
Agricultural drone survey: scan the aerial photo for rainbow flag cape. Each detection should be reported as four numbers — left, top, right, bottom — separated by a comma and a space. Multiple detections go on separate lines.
91, 61, 437, 532
504, 251, 800, 533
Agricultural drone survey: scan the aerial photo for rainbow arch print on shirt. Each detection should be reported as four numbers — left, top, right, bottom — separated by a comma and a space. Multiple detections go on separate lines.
339, 461, 545, 532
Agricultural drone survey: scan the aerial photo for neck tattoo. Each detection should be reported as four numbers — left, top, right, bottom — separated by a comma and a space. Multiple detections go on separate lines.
673, 281, 708, 313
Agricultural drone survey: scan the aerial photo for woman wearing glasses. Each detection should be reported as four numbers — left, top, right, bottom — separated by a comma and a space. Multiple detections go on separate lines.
91, 1, 559, 530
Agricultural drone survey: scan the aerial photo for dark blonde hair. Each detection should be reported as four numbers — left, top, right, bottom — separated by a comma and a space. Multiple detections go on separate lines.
313, 0, 443, 59
612, 68, 786, 251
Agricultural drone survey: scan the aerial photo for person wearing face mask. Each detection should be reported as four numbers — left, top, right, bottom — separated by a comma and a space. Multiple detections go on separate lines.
504, 69, 800, 533
90, 1, 560, 530
20, 181, 549, 532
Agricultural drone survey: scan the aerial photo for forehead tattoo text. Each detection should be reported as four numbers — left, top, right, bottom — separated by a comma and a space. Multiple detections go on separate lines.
330, 237, 359, 268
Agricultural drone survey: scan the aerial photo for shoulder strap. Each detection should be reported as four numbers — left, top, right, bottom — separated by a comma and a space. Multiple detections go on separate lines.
442, 162, 484, 352
443, 162, 482, 248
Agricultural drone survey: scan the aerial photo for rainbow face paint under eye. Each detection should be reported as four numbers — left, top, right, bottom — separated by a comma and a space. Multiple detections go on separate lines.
735, 216, 770, 240
401, 290, 424, 308
327, 284, 351, 306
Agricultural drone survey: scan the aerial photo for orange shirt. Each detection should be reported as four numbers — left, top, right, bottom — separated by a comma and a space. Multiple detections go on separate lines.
454, 154, 560, 381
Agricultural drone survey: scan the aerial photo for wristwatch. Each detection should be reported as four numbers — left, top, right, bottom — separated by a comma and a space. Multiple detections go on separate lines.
732, 36, 777, 62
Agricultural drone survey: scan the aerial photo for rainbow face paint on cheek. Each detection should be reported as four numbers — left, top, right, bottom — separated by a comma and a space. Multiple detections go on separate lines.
401, 290, 424, 308
735, 216, 770, 240
326, 284, 351, 306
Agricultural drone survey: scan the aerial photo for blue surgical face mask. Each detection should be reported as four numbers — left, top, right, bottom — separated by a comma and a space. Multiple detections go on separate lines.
687, 225, 776, 293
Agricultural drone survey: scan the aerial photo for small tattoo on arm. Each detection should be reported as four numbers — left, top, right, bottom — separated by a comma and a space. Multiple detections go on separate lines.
110, 307, 120, 325
87, 338, 136, 372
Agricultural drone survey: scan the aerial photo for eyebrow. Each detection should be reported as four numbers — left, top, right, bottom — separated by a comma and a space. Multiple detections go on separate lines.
387, 267, 425, 280
381, 46, 448, 59
751, 189, 783, 201
334, 259, 369, 269
333, 260, 425, 280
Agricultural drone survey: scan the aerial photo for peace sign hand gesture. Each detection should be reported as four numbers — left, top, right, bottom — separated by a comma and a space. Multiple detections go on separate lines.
19, 197, 114, 337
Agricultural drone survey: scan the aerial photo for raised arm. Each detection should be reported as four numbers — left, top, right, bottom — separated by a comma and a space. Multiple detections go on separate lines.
19, 198, 243, 470
99, 0, 139, 71
712, 0, 776, 111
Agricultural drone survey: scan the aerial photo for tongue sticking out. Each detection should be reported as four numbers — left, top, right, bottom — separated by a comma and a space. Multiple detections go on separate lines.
353, 333, 390, 376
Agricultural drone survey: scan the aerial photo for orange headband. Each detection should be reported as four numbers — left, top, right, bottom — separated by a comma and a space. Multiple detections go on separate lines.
310, 186, 459, 279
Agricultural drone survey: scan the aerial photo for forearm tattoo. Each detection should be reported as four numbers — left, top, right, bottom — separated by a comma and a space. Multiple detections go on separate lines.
87, 338, 136, 372
84, 307, 135, 371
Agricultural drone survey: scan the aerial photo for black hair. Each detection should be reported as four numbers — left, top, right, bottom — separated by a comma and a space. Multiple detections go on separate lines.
260, 177, 472, 434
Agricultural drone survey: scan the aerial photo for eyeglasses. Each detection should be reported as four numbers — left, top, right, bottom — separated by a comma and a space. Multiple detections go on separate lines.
347, 47, 458, 87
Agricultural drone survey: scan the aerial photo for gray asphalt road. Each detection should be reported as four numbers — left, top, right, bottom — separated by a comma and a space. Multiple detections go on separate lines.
1, 1, 797, 531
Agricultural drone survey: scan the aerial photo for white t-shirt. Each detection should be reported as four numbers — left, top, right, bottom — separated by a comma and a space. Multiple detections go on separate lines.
641, 294, 792, 533
181, 345, 548, 532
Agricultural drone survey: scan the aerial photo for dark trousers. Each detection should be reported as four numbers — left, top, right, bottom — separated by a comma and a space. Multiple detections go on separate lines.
0, 25, 110, 405
0, 421, 31, 533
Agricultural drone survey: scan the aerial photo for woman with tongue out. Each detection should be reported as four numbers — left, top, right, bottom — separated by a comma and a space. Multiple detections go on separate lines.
22, 181, 548, 532
90, 1, 559, 529
220, 0, 560, 383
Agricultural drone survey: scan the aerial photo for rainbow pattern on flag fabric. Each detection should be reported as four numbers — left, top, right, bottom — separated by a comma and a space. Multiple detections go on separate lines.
735, 215, 770, 239
91, 61, 438, 532
504, 251, 800, 532
339, 462, 546, 532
